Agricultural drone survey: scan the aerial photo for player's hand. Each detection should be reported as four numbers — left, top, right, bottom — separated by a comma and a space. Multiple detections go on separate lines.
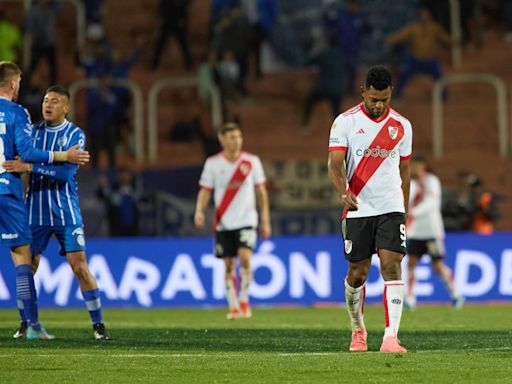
194, 211, 205, 228
259, 220, 272, 239
67, 145, 90, 165
341, 191, 358, 211
2, 159, 32, 173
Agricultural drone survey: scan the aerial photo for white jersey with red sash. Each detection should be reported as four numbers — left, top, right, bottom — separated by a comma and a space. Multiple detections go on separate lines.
199, 151, 266, 231
328, 103, 413, 218
408, 173, 445, 240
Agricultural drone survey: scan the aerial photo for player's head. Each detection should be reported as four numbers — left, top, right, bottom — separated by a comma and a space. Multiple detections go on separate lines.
410, 154, 428, 179
361, 65, 392, 119
42, 85, 70, 126
0, 61, 22, 101
218, 122, 243, 154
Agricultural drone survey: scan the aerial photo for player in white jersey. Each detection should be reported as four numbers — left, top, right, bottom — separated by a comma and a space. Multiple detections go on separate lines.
194, 122, 271, 319
406, 155, 464, 310
328, 66, 412, 353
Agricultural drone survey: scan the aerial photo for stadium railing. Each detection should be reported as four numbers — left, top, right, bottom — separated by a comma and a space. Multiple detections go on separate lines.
449, 0, 462, 68
147, 77, 222, 163
432, 73, 509, 158
68, 78, 145, 162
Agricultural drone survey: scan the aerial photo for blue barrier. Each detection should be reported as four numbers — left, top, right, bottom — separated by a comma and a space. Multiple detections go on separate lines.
0, 234, 511, 308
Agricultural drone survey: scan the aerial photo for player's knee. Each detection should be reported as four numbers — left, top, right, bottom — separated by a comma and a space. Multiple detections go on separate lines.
347, 269, 368, 287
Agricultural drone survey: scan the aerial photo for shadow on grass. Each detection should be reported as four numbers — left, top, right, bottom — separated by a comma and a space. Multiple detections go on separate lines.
1, 328, 511, 353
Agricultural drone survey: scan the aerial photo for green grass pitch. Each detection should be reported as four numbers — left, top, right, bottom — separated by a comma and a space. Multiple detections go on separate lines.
0, 305, 511, 383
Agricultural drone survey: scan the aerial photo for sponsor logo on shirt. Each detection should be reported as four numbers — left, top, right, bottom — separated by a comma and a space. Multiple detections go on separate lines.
355, 146, 398, 159
1, 233, 19, 239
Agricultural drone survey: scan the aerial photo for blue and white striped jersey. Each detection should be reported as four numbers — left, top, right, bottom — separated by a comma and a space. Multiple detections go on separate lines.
27, 119, 85, 227
0, 97, 54, 199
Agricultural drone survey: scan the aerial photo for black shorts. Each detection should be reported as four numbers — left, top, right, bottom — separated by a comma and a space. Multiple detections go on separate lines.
342, 212, 406, 262
407, 239, 445, 260
214, 227, 257, 258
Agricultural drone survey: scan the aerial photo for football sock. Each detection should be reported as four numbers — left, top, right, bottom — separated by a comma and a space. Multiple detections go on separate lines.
383, 280, 404, 339
15, 264, 41, 331
407, 272, 416, 305
345, 279, 366, 332
239, 267, 251, 303
225, 274, 239, 310
17, 299, 27, 323
82, 288, 104, 325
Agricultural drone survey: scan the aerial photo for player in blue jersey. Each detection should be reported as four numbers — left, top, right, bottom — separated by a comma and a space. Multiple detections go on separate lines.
3, 85, 111, 340
0, 61, 90, 340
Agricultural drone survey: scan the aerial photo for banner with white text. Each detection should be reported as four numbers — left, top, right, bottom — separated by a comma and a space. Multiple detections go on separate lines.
0, 234, 511, 308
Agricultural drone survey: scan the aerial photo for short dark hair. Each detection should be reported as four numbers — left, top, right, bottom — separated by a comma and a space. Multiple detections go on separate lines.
46, 85, 70, 100
364, 65, 392, 91
219, 122, 241, 135
0, 61, 21, 87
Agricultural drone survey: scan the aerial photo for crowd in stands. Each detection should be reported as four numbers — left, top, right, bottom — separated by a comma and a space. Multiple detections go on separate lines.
0, 0, 508, 236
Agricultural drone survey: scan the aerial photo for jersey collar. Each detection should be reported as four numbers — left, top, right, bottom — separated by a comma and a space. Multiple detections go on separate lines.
45, 119, 69, 131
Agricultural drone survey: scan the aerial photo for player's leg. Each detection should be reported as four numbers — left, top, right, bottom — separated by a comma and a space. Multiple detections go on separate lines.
215, 229, 241, 319
376, 213, 407, 353
236, 228, 257, 318
405, 254, 420, 310
343, 217, 374, 352
66, 250, 111, 339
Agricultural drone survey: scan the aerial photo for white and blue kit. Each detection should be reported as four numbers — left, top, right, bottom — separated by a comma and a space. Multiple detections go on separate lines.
27, 119, 86, 256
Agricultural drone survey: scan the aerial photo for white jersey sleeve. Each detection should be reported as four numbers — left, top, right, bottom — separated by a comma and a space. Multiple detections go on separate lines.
252, 156, 266, 185
199, 158, 214, 190
328, 114, 350, 150
398, 118, 413, 159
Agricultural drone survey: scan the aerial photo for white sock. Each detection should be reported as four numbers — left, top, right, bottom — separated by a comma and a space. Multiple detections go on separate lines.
383, 280, 404, 339
345, 279, 366, 332
225, 274, 239, 310
239, 267, 251, 303
440, 266, 459, 299
407, 273, 416, 306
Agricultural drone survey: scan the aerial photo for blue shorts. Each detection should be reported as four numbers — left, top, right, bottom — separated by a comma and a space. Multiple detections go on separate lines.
0, 194, 31, 248
31, 225, 87, 256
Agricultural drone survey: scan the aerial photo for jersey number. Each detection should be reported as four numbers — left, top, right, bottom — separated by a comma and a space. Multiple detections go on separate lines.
0, 136, 5, 174
400, 223, 406, 248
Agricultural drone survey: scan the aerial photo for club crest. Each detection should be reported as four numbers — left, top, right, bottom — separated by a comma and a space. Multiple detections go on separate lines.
344, 240, 353, 254
57, 136, 68, 147
388, 126, 398, 140
240, 163, 249, 175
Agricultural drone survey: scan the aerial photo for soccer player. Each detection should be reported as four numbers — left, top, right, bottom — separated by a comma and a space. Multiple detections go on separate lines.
194, 122, 271, 319
0, 61, 89, 340
328, 66, 412, 353
3, 85, 111, 340
406, 155, 464, 310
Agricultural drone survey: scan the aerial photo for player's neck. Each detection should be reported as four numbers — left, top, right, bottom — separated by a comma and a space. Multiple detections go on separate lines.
223, 150, 241, 162
46, 118, 66, 127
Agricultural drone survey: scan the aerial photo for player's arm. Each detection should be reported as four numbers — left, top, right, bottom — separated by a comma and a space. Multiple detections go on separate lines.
410, 177, 441, 219
194, 188, 211, 228
328, 150, 358, 210
255, 184, 271, 239
2, 159, 77, 182
386, 25, 412, 46
14, 113, 89, 165
400, 158, 411, 214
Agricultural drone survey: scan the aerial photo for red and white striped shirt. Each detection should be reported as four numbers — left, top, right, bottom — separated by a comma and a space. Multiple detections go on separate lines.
328, 103, 413, 218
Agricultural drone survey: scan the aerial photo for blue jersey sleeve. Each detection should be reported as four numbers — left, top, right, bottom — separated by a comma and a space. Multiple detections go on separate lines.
31, 127, 85, 182
15, 108, 53, 163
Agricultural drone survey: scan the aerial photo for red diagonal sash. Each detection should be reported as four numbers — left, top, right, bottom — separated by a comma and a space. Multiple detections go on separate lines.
343, 118, 405, 218
214, 159, 252, 228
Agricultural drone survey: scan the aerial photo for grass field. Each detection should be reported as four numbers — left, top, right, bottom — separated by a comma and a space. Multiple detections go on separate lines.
0, 305, 511, 383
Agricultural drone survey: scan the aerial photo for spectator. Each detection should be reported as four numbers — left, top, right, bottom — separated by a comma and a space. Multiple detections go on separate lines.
0, 9, 22, 62
25, 0, 62, 84
82, 0, 105, 27
300, 35, 346, 135
79, 24, 112, 78
458, 174, 501, 234
386, 7, 452, 99
498, 0, 512, 42
18, 72, 45, 122
197, 49, 219, 105
97, 169, 142, 237
151, 0, 192, 70
86, 74, 120, 169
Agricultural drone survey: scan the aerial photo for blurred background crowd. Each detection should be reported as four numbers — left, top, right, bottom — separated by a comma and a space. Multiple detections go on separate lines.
0, 0, 510, 237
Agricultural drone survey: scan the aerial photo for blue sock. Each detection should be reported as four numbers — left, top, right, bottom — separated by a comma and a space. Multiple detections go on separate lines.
82, 288, 103, 325
15, 264, 40, 331
17, 299, 27, 323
